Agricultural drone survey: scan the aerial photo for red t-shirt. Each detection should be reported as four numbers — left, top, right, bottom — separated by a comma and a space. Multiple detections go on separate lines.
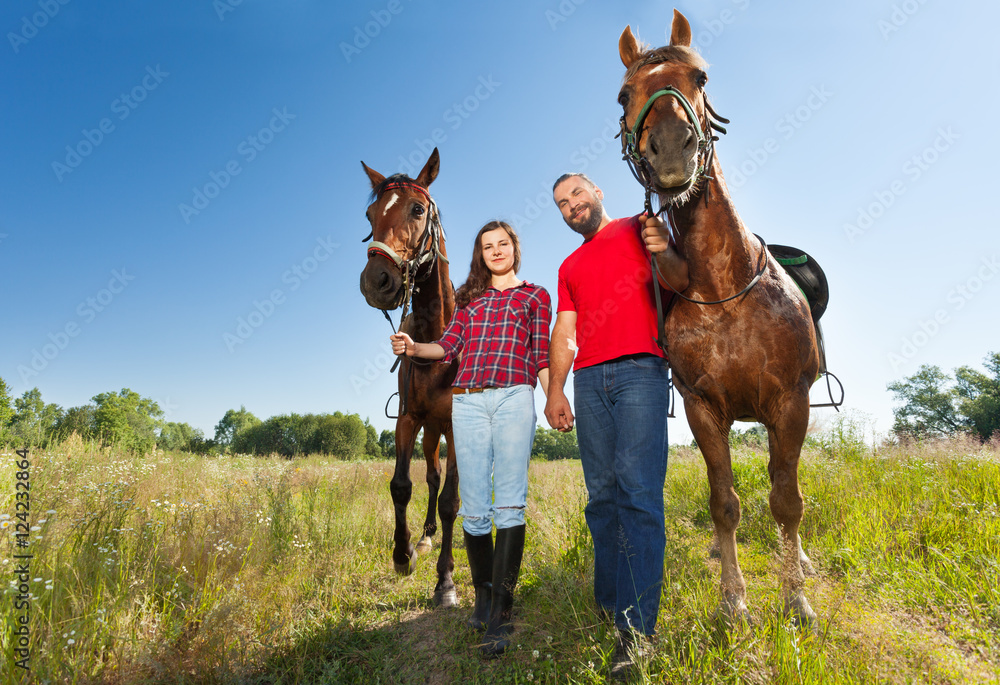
557, 215, 665, 371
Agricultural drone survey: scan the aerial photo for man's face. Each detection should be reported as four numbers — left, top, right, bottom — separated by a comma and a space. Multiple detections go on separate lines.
554, 177, 604, 236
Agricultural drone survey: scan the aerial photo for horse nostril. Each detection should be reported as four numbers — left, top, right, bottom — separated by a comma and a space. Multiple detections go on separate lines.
649, 138, 659, 156
377, 272, 390, 291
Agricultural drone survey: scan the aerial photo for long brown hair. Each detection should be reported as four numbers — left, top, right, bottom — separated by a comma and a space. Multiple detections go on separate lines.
454, 220, 521, 309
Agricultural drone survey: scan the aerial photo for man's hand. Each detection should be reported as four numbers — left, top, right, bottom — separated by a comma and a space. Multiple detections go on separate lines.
642, 214, 689, 292
642, 214, 672, 254
544, 388, 575, 432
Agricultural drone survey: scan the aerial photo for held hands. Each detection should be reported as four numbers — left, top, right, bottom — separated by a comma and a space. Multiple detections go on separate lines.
642, 214, 671, 254
544, 391, 575, 433
390, 332, 414, 356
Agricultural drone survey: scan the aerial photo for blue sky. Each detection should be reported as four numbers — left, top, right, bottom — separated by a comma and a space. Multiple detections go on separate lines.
2, 0, 998, 446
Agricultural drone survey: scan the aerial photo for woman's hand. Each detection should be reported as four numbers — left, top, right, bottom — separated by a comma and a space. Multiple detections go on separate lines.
391, 332, 415, 356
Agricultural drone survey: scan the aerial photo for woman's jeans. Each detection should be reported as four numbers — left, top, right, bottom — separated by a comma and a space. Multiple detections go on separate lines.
452, 384, 537, 536
573, 355, 669, 636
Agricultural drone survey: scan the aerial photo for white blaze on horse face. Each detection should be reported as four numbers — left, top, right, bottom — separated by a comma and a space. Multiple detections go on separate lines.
383, 192, 399, 215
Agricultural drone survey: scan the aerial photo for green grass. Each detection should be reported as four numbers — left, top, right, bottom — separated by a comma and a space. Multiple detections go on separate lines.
1, 427, 998, 684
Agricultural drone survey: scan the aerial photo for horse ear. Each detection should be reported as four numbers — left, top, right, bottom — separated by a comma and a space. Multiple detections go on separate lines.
619, 25, 642, 69
416, 147, 440, 188
361, 161, 385, 190
669, 9, 692, 47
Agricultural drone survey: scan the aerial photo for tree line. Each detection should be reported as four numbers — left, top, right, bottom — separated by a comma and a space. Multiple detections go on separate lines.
0, 380, 581, 460
888, 351, 999, 441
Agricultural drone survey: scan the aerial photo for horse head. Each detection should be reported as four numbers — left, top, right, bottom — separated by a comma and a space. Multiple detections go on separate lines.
358, 148, 441, 311
618, 10, 724, 206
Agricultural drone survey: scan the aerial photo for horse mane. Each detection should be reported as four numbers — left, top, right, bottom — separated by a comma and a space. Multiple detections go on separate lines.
622, 43, 709, 84
368, 173, 416, 203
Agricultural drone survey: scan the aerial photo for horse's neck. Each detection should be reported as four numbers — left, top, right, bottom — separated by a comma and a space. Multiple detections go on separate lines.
409, 254, 454, 342
670, 159, 760, 297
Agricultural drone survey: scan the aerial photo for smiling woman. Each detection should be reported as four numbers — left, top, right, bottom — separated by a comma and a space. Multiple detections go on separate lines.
391, 219, 552, 658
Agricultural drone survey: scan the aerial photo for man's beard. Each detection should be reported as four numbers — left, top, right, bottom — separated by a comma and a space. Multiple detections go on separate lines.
566, 198, 604, 236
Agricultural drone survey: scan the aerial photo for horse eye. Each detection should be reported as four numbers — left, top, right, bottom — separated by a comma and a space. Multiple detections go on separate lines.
618, 92, 629, 108
412, 204, 425, 216
696, 72, 708, 88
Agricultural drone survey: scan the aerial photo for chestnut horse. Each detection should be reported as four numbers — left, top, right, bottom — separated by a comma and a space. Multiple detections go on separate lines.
359, 148, 460, 607
616, 11, 820, 625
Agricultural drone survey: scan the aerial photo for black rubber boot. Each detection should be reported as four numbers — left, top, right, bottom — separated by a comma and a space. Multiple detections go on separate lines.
479, 524, 525, 658
464, 529, 493, 632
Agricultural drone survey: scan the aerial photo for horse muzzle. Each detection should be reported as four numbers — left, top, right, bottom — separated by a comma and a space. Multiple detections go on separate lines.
360, 258, 405, 310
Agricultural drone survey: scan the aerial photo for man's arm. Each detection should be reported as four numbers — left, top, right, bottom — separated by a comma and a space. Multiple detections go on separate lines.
642, 215, 689, 292
543, 311, 576, 432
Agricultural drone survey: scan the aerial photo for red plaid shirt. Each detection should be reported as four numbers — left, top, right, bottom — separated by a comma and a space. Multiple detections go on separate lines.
438, 282, 552, 389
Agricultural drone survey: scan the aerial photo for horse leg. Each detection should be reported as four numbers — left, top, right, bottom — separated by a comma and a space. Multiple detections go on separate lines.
391, 415, 420, 575
765, 396, 817, 628
432, 425, 459, 608
418, 427, 442, 554
686, 399, 747, 620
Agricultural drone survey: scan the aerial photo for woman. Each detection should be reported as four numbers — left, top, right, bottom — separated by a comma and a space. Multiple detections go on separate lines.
391, 220, 551, 657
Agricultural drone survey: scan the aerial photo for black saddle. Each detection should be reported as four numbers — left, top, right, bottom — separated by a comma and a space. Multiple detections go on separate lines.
768, 244, 828, 324
769, 244, 830, 375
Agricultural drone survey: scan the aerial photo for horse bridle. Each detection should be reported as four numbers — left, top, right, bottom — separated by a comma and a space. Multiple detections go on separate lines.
617, 79, 766, 357
362, 180, 448, 330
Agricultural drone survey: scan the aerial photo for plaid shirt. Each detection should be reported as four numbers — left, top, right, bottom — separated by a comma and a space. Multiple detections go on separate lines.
438, 282, 552, 389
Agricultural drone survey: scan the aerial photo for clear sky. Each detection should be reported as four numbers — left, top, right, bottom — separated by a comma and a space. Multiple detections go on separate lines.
3, 1, 998, 446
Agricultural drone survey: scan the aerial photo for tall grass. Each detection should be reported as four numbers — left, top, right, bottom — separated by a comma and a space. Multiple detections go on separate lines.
1, 425, 998, 683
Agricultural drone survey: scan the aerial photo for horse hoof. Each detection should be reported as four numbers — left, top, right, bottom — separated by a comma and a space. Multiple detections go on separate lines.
394, 549, 418, 576
715, 597, 750, 627
433, 588, 459, 608
799, 554, 817, 577
784, 594, 817, 631
416, 536, 433, 554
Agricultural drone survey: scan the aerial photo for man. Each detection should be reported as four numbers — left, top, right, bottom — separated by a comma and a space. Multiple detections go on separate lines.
544, 173, 687, 679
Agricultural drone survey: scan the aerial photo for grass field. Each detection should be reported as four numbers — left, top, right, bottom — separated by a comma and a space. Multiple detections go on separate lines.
1, 422, 998, 684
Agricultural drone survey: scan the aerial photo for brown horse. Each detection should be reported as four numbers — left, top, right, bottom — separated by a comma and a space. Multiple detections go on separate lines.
616, 10, 820, 625
359, 148, 460, 607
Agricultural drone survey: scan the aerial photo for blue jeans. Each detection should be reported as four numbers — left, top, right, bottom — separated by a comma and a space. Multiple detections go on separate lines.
452, 385, 537, 536
573, 355, 669, 636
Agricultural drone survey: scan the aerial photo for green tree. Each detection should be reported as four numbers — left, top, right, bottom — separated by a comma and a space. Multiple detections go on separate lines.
379, 429, 395, 458
363, 419, 380, 458
53, 405, 96, 442
214, 406, 261, 450
315, 413, 366, 459
92, 389, 163, 454
0, 378, 14, 444
887, 365, 964, 438
531, 426, 580, 461
888, 352, 1000, 441
10, 388, 62, 447
158, 422, 205, 452
955, 351, 1000, 440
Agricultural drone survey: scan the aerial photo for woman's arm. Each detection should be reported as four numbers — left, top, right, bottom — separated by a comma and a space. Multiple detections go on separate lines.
537, 367, 550, 399
390, 332, 446, 360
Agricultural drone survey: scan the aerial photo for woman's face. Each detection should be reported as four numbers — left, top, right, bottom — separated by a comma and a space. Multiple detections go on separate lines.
481, 227, 516, 277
